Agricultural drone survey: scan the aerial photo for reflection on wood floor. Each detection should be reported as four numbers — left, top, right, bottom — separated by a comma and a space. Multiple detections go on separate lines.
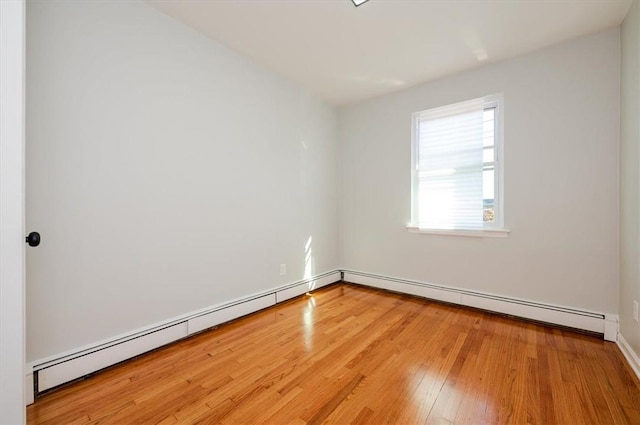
27, 283, 640, 424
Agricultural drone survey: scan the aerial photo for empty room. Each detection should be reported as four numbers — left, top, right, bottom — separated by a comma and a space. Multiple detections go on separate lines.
2, 0, 640, 423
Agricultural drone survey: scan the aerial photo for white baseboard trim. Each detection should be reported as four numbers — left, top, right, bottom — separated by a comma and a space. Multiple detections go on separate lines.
187, 273, 339, 336
187, 294, 275, 336
617, 334, 640, 381
28, 270, 340, 397
25, 372, 34, 405
343, 270, 613, 338
37, 322, 189, 393
27, 269, 621, 399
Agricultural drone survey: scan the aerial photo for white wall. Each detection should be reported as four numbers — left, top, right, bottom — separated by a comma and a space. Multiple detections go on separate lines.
1, 0, 26, 421
26, 0, 339, 362
620, 0, 640, 355
339, 29, 620, 314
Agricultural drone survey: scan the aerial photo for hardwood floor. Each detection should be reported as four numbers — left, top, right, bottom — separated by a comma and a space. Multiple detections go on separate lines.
27, 283, 640, 425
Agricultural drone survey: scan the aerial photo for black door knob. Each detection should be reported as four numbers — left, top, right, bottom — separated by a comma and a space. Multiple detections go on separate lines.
26, 232, 40, 247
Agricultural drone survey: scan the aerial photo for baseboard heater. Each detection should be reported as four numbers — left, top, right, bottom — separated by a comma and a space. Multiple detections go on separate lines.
29, 269, 618, 397
30, 271, 341, 395
342, 270, 618, 342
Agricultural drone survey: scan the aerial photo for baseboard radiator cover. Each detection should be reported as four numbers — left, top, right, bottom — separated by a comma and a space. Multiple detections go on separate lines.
27, 269, 618, 399
343, 270, 615, 340
29, 270, 340, 396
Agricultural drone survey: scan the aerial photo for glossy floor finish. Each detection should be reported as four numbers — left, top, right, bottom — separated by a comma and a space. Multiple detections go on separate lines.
28, 283, 640, 425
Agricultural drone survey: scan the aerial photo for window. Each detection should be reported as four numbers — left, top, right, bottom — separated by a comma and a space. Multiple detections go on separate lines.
409, 94, 507, 237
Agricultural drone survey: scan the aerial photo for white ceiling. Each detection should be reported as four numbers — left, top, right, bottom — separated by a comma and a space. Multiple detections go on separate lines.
146, 0, 632, 105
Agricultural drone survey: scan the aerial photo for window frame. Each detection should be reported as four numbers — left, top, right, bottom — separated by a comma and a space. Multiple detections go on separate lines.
408, 93, 508, 238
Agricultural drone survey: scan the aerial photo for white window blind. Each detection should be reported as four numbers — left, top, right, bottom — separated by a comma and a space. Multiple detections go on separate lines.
412, 96, 502, 231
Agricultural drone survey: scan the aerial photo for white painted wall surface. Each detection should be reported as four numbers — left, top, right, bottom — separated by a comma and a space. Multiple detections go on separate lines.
620, 0, 640, 356
339, 29, 620, 314
26, 0, 339, 362
1, 0, 26, 421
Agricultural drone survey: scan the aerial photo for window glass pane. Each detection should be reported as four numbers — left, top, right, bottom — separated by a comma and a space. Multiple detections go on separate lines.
483, 107, 496, 223
483, 148, 494, 163
483, 168, 494, 199
483, 203, 495, 222
483, 108, 495, 147
483, 168, 495, 222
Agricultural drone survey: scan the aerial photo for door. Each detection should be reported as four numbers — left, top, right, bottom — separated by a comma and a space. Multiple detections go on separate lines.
0, 0, 27, 422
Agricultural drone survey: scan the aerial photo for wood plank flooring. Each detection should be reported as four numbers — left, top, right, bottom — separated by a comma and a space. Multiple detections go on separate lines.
27, 283, 640, 424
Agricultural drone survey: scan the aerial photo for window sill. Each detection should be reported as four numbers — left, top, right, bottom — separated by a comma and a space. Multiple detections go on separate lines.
406, 225, 510, 238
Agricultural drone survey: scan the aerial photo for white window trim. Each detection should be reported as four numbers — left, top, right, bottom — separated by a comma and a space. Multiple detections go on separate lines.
406, 225, 510, 238
409, 93, 507, 237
